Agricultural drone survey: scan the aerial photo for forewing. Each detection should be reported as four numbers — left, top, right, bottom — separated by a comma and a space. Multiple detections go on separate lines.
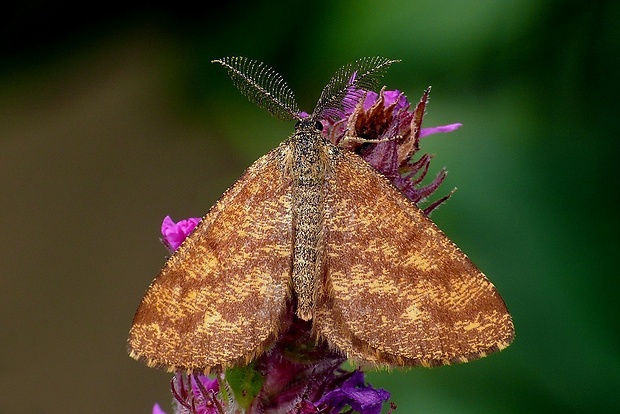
315, 150, 514, 367
128, 145, 293, 373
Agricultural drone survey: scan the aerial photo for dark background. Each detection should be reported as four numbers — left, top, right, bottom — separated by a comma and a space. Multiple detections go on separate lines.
1, 1, 618, 413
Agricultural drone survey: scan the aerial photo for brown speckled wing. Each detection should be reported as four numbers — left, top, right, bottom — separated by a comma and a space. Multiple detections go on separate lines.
315, 150, 514, 367
128, 146, 293, 373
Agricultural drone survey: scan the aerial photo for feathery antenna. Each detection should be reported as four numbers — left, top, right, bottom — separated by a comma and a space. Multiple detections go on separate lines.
212, 57, 300, 121
311, 57, 400, 120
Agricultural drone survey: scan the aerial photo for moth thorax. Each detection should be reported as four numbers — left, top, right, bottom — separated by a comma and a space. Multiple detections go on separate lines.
291, 130, 329, 184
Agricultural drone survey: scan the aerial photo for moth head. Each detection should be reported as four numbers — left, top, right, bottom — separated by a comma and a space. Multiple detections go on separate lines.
294, 118, 324, 134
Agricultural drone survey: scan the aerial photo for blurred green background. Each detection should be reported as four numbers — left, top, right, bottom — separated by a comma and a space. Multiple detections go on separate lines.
1, 1, 618, 413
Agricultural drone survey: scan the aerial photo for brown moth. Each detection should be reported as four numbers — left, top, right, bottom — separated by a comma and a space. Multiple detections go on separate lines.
128, 57, 514, 373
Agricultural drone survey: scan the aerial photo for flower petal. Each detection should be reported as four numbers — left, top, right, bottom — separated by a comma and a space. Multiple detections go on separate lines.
152, 403, 167, 414
419, 123, 462, 138
362, 91, 379, 110
191, 375, 220, 394
160, 216, 201, 252
317, 371, 390, 414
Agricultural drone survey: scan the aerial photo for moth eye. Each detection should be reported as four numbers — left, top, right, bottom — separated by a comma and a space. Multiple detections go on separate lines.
314, 121, 323, 131
295, 120, 301, 129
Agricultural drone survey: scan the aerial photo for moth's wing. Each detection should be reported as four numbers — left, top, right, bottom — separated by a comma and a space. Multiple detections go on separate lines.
128, 145, 293, 373
315, 149, 514, 367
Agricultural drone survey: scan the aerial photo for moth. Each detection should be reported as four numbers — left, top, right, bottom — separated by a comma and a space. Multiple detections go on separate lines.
128, 57, 514, 373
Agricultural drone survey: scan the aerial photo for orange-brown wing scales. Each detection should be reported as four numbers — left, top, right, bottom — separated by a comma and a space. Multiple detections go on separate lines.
315, 150, 514, 367
128, 147, 293, 373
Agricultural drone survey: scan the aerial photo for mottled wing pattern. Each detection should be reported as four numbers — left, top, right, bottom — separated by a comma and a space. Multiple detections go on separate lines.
128, 146, 293, 373
315, 149, 514, 367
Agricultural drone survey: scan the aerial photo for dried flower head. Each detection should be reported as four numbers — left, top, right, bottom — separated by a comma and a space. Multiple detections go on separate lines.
322, 85, 461, 214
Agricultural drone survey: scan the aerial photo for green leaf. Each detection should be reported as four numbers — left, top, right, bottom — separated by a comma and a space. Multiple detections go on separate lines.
224, 362, 265, 410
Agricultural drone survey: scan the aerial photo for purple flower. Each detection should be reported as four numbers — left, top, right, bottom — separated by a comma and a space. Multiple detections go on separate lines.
160, 215, 200, 252
152, 403, 167, 414
170, 373, 222, 414
316, 370, 391, 414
